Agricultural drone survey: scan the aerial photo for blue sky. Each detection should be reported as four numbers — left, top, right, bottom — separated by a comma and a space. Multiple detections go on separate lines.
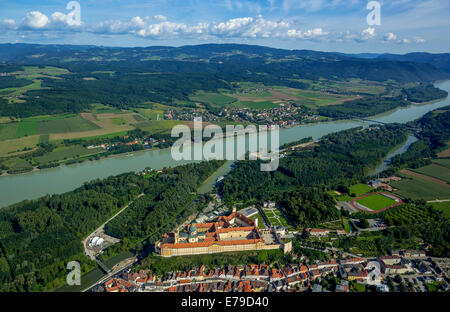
0, 0, 448, 53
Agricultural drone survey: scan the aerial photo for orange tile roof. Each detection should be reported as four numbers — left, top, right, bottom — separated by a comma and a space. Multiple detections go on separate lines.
162, 238, 263, 249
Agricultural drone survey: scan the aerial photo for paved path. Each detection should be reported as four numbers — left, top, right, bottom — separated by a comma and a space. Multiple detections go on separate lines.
427, 199, 450, 203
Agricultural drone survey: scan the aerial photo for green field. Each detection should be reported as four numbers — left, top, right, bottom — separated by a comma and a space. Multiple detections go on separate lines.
37, 116, 100, 134
234, 100, 279, 109
432, 159, 450, 169
1, 157, 33, 173
429, 202, 450, 218
413, 165, 450, 183
392, 173, 450, 200
350, 184, 373, 196
134, 120, 185, 134
0, 123, 18, 140
190, 92, 237, 107
384, 204, 436, 225
16, 120, 38, 137
335, 183, 373, 201
111, 117, 126, 125
34, 145, 104, 165
343, 218, 351, 233
356, 193, 398, 211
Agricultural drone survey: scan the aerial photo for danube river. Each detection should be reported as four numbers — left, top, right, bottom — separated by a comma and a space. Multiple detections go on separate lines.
1, 80, 449, 208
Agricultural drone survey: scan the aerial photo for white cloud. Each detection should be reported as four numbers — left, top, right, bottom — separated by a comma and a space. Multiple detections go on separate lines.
23, 11, 49, 29
4, 10, 428, 46
0, 19, 17, 30
361, 27, 376, 40
384, 32, 397, 41
414, 37, 425, 43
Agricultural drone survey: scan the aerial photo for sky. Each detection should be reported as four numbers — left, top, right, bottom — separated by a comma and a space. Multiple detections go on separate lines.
0, 0, 449, 53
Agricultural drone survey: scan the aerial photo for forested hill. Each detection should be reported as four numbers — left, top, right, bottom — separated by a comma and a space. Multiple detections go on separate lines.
377, 52, 450, 74
0, 43, 447, 83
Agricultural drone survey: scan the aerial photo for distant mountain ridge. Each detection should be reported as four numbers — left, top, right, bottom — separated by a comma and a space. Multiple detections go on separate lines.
0, 43, 448, 83
377, 52, 450, 74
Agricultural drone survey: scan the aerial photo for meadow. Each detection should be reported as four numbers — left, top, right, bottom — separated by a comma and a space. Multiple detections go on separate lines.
190, 92, 237, 108
350, 184, 373, 196
429, 202, 450, 218
34, 145, 104, 166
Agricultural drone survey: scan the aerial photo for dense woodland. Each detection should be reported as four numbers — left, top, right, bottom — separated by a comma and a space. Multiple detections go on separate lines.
219, 125, 409, 227
0, 44, 448, 118
318, 85, 448, 118
387, 106, 450, 171
0, 161, 223, 291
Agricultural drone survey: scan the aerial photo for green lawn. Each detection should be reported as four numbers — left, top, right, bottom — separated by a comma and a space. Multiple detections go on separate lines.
356, 193, 397, 211
430, 202, 450, 218
350, 184, 373, 196
343, 218, 351, 233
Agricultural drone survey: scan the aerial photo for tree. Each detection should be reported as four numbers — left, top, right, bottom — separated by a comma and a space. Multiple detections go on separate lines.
359, 219, 370, 229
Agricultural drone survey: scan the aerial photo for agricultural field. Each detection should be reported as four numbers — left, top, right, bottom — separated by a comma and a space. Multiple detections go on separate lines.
233, 100, 279, 109
432, 158, 450, 169
133, 120, 186, 134
37, 116, 100, 134
190, 92, 237, 108
0, 66, 70, 103
429, 202, 450, 218
392, 172, 450, 201
383, 204, 437, 225
135, 108, 164, 120
1, 157, 33, 173
413, 164, 450, 183
0, 135, 39, 157
34, 145, 104, 166
356, 193, 398, 211
0, 123, 18, 140
50, 113, 137, 140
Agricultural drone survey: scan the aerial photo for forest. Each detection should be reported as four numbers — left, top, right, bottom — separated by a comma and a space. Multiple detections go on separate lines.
219, 125, 409, 227
318, 85, 447, 118
0, 43, 448, 118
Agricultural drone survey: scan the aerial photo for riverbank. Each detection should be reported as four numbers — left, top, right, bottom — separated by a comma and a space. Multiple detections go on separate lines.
1, 80, 449, 209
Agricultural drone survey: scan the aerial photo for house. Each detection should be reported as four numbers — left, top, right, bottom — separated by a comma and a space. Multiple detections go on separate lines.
305, 228, 329, 237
